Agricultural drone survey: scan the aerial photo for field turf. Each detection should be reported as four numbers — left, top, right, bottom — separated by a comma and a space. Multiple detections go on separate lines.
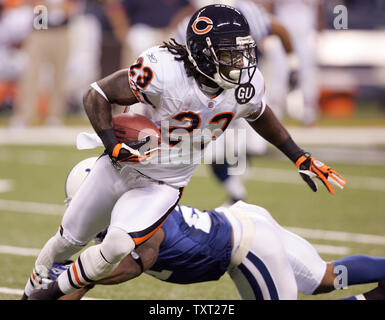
0, 144, 384, 300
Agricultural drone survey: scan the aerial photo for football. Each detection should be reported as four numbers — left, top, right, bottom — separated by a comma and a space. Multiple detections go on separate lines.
112, 112, 160, 153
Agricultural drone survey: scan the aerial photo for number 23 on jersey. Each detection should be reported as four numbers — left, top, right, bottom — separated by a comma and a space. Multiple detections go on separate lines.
130, 57, 154, 90
130, 57, 235, 149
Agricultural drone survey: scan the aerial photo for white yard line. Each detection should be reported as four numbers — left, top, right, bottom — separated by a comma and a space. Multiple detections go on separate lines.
1, 126, 385, 146
0, 199, 64, 215
0, 127, 90, 146
0, 180, 13, 193
0, 245, 40, 257
193, 166, 385, 192
286, 227, 385, 246
312, 244, 351, 255
0, 286, 104, 300
288, 127, 385, 147
0, 287, 23, 296
1, 199, 385, 246
0, 241, 352, 259
248, 167, 385, 192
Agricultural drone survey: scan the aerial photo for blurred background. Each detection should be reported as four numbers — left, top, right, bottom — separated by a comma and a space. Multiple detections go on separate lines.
0, 0, 384, 300
0, 0, 384, 126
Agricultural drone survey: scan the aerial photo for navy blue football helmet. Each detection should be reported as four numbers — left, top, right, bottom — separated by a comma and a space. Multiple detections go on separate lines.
186, 4, 257, 89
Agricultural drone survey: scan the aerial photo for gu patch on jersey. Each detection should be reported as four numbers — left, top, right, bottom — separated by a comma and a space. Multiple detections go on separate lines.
235, 83, 255, 104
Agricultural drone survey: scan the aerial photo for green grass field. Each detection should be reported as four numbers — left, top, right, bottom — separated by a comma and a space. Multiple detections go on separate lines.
0, 144, 384, 300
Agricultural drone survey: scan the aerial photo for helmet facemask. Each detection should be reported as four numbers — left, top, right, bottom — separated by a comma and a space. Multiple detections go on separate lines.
211, 36, 257, 89
185, 4, 258, 90
187, 35, 257, 90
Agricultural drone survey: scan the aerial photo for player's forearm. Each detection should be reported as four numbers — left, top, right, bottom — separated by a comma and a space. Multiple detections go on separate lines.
83, 87, 114, 134
248, 105, 304, 163
248, 105, 290, 145
83, 86, 120, 155
95, 257, 142, 285
83, 69, 139, 152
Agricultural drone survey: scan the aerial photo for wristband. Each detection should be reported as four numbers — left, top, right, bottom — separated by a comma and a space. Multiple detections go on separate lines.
277, 137, 305, 163
98, 128, 119, 155
295, 152, 311, 168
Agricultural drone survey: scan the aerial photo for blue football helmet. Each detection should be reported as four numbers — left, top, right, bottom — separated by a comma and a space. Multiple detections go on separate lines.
186, 4, 257, 89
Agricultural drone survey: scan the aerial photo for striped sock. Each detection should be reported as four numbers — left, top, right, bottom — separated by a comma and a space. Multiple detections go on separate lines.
57, 244, 116, 294
23, 265, 49, 297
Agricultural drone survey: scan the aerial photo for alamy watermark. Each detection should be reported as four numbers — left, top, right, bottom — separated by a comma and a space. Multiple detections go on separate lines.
334, 265, 348, 290
333, 5, 348, 30
115, 123, 247, 176
33, 5, 48, 30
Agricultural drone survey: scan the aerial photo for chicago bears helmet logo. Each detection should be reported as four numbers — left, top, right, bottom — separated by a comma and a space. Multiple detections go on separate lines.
192, 17, 213, 35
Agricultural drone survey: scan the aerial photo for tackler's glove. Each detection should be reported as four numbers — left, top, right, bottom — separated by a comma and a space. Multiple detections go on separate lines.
295, 153, 346, 194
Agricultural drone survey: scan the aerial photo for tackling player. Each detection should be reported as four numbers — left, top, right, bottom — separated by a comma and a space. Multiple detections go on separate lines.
30, 158, 384, 300
22, 5, 345, 300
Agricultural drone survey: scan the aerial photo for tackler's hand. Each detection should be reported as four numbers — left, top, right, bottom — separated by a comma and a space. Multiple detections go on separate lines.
295, 153, 346, 194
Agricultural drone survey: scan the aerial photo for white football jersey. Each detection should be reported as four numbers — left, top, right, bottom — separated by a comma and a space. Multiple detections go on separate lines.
126, 45, 265, 187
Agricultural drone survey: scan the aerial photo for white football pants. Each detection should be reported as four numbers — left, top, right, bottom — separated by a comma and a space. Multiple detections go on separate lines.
226, 201, 326, 299
61, 154, 184, 246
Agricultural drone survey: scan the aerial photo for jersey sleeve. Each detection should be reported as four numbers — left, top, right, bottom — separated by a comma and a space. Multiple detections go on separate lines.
235, 69, 266, 120
128, 47, 164, 107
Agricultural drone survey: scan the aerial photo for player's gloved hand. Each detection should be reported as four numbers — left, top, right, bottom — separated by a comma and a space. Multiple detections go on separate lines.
99, 129, 152, 167
111, 136, 154, 164
295, 152, 346, 194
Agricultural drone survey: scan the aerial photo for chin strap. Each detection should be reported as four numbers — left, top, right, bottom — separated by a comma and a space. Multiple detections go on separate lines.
187, 38, 242, 90
213, 69, 238, 89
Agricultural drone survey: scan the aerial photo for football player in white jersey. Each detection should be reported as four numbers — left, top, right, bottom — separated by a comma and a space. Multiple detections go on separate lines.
23, 4, 345, 300
29, 158, 385, 300
174, 0, 301, 205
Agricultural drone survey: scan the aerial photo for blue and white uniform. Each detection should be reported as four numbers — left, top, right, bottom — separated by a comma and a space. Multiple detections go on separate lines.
147, 205, 233, 284
50, 201, 327, 300
146, 201, 327, 299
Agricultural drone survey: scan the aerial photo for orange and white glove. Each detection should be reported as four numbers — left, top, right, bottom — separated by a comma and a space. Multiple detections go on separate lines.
98, 129, 157, 169
295, 153, 346, 194
110, 137, 153, 164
